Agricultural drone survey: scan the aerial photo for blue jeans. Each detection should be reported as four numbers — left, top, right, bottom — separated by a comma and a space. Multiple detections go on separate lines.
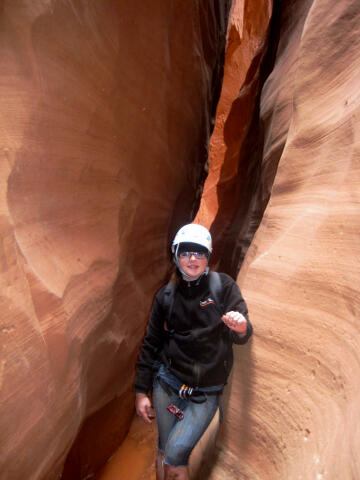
153, 367, 220, 467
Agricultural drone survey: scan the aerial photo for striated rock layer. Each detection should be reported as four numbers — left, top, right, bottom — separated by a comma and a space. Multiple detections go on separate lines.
2, 0, 360, 479
0, 1, 231, 478
214, 0, 360, 479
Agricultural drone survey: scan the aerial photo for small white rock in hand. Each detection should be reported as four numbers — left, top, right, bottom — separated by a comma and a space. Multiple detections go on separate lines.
222, 311, 247, 336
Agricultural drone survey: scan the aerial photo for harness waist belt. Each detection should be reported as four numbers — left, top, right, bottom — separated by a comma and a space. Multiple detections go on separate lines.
157, 376, 222, 404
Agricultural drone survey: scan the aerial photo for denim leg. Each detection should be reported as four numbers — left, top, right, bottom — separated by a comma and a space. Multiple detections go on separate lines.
153, 378, 179, 452
163, 394, 219, 467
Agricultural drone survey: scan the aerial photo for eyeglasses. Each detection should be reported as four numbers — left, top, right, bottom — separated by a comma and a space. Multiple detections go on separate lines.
179, 251, 207, 259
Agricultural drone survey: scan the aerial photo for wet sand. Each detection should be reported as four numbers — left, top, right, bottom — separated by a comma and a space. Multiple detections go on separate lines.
95, 415, 157, 480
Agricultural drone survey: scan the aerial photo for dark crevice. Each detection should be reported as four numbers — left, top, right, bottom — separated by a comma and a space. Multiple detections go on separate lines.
209, 0, 283, 279
167, 0, 233, 249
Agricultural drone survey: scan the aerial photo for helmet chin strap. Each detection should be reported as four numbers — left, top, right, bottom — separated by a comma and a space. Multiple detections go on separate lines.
173, 244, 209, 282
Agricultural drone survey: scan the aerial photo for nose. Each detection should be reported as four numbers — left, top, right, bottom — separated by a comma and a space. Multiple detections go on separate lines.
189, 253, 197, 260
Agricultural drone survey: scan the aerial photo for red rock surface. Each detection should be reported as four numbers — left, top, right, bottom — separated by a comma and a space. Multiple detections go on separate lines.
196, 0, 273, 230
0, 1, 231, 478
215, 0, 360, 479
3, 0, 360, 479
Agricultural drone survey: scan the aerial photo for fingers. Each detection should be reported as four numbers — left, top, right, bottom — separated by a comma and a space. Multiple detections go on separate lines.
222, 310, 244, 324
222, 311, 247, 333
141, 410, 153, 424
135, 395, 154, 424
145, 404, 155, 420
139, 409, 152, 424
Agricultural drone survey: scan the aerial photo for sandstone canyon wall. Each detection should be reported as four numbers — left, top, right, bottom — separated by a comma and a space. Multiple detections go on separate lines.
2, 0, 360, 479
0, 1, 232, 478
207, 0, 360, 479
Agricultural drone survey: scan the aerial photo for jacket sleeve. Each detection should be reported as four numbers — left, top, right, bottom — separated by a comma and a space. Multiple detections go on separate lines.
220, 273, 253, 345
134, 289, 167, 394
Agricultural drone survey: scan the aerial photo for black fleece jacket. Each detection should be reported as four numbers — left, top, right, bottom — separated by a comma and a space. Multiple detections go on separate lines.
134, 272, 252, 394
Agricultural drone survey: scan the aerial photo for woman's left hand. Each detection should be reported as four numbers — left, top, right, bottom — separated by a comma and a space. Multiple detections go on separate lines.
222, 311, 247, 336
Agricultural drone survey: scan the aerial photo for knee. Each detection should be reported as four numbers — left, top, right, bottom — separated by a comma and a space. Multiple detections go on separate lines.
164, 443, 191, 469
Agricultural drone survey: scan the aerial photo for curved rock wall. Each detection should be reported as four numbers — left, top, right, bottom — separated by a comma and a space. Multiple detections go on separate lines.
215, 0, 360, 478
0, 1, 231, 478
2, 0, 360, 478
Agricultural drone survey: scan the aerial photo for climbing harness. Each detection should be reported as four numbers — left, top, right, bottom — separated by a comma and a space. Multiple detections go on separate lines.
179, 384, 193, 399
157, 375, 221, 404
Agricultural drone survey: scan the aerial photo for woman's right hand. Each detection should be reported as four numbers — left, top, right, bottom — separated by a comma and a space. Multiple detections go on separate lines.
135, 393, 154, 424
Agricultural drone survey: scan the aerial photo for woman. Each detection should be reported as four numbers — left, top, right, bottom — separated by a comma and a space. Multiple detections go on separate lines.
135, 224, 252, 480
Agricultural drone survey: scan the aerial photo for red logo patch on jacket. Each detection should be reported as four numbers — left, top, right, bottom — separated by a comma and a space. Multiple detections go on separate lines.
200, 298, 215, 307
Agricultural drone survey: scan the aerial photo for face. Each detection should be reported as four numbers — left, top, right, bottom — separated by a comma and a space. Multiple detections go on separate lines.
178, 252, 208, 278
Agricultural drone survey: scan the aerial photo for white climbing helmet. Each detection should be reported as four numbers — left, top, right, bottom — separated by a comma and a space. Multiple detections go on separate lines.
171, 223, 212, 254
